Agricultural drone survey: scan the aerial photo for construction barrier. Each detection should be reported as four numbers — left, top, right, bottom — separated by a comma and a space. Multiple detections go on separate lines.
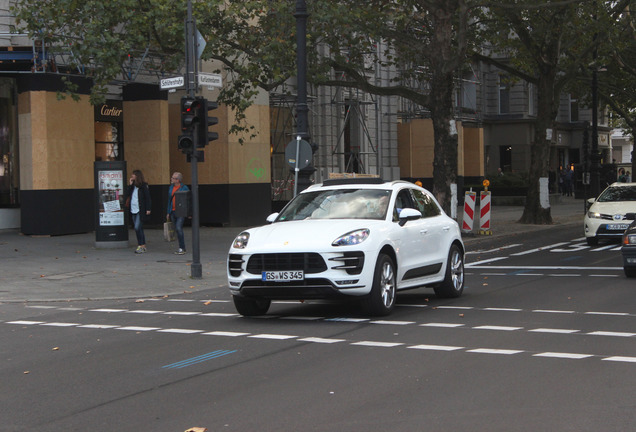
462, 191, 476, 232
479, 191, 492, 235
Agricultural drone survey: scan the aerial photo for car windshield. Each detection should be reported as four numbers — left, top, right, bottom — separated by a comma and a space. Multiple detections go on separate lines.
277, 189, 392, 221
597, 186, 636, 202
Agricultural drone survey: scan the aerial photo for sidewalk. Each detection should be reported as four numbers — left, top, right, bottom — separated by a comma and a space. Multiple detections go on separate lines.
0, 197, 584, 303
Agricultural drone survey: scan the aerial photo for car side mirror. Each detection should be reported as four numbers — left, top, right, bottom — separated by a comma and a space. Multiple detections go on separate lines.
398, 208, 422, 226
625, 213, 636, 221
266, 213, 279, 223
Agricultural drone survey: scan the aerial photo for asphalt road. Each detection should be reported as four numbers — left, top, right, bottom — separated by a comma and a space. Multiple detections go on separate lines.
2, 224, 635, 431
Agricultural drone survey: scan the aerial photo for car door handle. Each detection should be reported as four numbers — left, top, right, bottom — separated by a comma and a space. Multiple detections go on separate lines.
442, 226, 450, 231
420, 229, 428, 235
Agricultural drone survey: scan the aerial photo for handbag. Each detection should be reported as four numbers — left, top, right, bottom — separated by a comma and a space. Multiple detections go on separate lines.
163, 221, 176, 242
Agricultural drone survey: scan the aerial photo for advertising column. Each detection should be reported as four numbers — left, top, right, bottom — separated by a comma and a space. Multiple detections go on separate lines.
94, 161, 128, 248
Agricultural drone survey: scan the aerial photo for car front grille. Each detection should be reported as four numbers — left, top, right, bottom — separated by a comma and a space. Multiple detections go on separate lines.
246, 253, 327, 275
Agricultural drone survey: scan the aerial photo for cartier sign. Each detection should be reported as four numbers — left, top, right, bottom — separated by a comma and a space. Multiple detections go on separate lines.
95, 100, 123, 122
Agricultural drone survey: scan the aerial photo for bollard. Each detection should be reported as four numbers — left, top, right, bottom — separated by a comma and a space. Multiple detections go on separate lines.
462, 191, 476, 232
479, 190, 492, 235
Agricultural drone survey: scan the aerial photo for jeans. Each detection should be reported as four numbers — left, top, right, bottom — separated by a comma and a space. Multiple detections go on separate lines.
170, 212, 186, 250
132, 213, 146, 246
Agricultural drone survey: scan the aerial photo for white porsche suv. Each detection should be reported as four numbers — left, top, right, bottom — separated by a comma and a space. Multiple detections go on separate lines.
227, 178, 465, 316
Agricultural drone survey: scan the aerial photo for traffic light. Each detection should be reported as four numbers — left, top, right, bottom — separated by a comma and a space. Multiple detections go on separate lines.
178, 134, 195, 154
180, 97, 200, 134
196, 98, 219, 148
179, 97, 198, 155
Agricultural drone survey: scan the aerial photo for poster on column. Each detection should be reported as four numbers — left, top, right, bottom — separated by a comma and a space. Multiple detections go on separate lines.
94, 161, 128, 247
98, 169, 125, 226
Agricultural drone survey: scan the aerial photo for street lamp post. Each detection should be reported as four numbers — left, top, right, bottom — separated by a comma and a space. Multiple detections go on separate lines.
589, 66, 601, 198
294, 0, 315, 193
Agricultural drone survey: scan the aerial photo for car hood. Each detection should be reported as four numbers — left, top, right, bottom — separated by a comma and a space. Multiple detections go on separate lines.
590, 201, 636, 216
236, 219, 389, 252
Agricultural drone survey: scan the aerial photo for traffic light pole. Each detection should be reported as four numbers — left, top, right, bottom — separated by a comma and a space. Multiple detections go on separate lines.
185, 0, 202, 278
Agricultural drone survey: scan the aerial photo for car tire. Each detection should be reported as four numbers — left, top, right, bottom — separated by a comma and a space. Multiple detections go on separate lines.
362, 253, 396, 316
625, 267, 636, 278
232, 296, 271, 316
586, 236, 598, 246
434, 244, 465, 298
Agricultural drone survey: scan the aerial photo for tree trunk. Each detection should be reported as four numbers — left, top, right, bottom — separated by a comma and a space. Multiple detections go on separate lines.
429, 4, 458, 215
520, 74, 555, 224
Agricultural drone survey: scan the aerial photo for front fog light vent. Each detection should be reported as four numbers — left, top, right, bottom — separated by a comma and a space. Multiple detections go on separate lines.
329, 252, 364, 275
228, 254, 244, 277
335, 279, 359, 286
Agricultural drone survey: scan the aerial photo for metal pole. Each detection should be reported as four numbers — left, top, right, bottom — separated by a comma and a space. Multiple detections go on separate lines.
186, 0, 202, 278
590, 67, 600, 198
294, 135, 301, 197
294, 0, 314, 192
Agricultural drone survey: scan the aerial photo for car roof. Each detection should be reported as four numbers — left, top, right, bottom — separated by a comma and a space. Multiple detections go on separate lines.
306, 178, 418, 191
608, 182, 636, 187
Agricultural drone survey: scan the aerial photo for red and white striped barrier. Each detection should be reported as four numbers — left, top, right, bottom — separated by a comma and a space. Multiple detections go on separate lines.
479, 191, 492, 235
462, 191, 476, 232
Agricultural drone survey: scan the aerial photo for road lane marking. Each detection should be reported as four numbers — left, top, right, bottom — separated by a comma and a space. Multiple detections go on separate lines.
249, 334, 297, 340
127, 310, 164, 314
78, 324, 119, 329
200, 313, 240, 317
202, 331, 249, 337
351, 341, 404, 347
7, 320, 44, 325
529, 328, 579, 334
157, 328, 204, 334
467, 265, 622, 270
370, 320, 416, 325
163, 311, 201, 316
298, 337, 346, 344
533, 309, 575, 314
473, 325, 523, 331
533, 352, 593, 359
163, 350, 236, 369
6, 319, 636, 365
408, 344, 464, 351
585, 312, 630, 316
588, 331, 636, 337
90, 309, 128, 313
40, 322, 79, 327
511, 242, 570, 256
602, 356, 636, 363
420, 323, 465, 328
467, 348, 523, 355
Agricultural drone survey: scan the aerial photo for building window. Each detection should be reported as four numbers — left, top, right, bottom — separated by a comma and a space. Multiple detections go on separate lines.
498, 75, 510, 114
0, 78, 18, 207
570, 96, 579, 122
499, 145, 512, 172
528, 83, 536, 116
94, 101, 124, 161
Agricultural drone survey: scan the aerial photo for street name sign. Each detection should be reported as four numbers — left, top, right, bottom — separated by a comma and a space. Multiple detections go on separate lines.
198, 73, 223, 88
160, 76, 185, 90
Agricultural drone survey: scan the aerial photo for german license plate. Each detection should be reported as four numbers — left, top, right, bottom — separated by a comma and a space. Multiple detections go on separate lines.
606, 224, 629, 231
262, 270, 304, 282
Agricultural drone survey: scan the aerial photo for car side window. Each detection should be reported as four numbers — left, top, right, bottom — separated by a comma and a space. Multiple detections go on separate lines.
412, 189, 441, 218
393, 189, 416, 222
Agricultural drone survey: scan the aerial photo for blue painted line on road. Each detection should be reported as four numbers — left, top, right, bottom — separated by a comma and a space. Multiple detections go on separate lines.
162, 349, 237, 369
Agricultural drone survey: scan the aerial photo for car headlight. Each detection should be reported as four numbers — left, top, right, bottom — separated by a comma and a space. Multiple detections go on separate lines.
332, 229, 370, 246
587, 211, 601, 219
232, 232, 250, 249
624, 234, 636, 245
